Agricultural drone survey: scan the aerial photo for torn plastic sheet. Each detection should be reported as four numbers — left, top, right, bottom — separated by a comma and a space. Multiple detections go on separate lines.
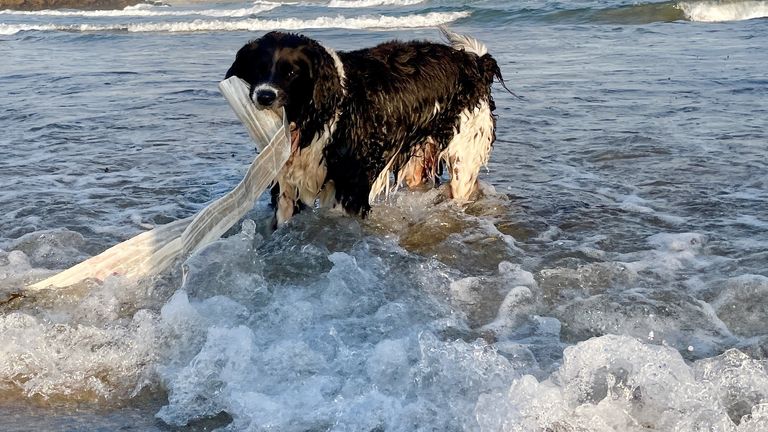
26, 77, 290, 290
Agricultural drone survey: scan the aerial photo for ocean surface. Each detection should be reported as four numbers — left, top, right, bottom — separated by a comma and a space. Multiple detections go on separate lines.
1, 0, 767, 430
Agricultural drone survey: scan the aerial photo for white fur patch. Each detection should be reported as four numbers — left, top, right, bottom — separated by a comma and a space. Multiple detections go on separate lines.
433, 102, 442, 116
275, 112, 340, 225
368, 143, 404, 203
440, 99, 494, 200
369, 99, 495, 204
321, 43, 346, 94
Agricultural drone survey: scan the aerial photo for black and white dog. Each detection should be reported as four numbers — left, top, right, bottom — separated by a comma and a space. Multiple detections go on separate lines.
225, 27, 505, 225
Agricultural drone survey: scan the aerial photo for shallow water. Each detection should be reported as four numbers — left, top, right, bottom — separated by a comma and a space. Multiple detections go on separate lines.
1, 0, 768, 431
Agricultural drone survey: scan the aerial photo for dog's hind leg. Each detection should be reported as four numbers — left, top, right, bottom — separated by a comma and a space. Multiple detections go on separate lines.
399, 137, 440, 189
317, 180, 337, 208
441, 99, 494, 200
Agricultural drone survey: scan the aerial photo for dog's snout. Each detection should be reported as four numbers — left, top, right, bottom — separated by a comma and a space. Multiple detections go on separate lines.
256, 89, 277, 107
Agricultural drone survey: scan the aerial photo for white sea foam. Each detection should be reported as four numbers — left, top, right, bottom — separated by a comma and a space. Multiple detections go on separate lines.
327, 0, 423, 8
619, 232, 710, 277
2, 195, 768, 431
0, 23, 54, 34
0, 2, 278, 17
476, 335, 768, 431
0, 11, 468, 35
711, 274, 768, 338
154, 242, 522, 431
678, 0, 768, 22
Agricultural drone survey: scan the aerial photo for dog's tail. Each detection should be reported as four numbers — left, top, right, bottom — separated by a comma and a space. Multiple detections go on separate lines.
438, 26, 517, 98
439, 25, 488, 56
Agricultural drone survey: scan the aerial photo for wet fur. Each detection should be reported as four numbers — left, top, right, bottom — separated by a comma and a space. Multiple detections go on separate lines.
225, 30, 503, 223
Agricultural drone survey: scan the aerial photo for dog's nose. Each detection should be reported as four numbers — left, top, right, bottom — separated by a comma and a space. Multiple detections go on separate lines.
256, 89, 277, 107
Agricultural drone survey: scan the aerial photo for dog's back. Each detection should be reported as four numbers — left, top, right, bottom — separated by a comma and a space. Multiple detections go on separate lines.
325, 33, 503, 215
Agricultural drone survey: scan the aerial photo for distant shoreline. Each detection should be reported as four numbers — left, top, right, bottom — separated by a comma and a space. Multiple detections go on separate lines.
0, 0, 143, 11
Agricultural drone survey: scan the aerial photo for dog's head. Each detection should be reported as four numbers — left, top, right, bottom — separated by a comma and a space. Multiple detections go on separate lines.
226, 31, 344, 149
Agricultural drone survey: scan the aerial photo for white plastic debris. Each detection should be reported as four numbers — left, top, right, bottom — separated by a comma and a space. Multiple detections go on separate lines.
26, 77, 290, 290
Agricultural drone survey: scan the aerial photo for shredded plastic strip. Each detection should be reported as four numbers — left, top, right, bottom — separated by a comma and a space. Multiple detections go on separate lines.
27, 77, 290, 290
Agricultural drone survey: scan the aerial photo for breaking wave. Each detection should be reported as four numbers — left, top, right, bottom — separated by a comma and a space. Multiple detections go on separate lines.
0, 3, 278, 17
0, 11, 469, 35
0, 2, 278, 17
678, 0, 768, 22
538, 0, 768, 24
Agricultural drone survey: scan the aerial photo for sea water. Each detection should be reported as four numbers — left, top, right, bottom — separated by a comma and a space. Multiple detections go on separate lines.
1, 0, 767, 430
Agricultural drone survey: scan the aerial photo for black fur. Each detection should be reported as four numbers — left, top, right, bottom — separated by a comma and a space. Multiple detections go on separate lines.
226, 32, 343, 150
226, 31, 502, 218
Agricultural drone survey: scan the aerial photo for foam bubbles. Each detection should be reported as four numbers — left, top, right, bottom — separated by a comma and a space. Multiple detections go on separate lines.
157, 325, 258, 427
694, 349, 768, 423
679, 1, 768, 22
712, 275, 768, 338
0, 249, 50, 292
476, 335, 768, 431
621, 232, 709, 277
2, 228, 90, 269
149, 224, 524, 431
0, 309, 160, 400
2, 200, 768, 430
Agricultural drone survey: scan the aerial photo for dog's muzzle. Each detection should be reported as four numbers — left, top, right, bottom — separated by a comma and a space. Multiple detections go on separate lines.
255, 87, 278, 107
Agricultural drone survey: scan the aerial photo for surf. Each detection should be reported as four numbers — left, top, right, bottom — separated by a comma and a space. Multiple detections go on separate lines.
0, 11, 468, 34
678, 0, 768, 22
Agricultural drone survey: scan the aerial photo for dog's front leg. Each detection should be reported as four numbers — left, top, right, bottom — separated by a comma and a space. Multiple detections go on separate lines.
276, 181, 298, 226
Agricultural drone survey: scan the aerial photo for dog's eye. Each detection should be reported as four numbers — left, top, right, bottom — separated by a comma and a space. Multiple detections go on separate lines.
287, 70, 298, 79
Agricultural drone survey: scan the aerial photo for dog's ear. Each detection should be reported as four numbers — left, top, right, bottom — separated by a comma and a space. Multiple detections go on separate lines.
225, 40, 258, 80
225, 45, 247, 79
293, 40, 343, 149
308, 41, 343, 116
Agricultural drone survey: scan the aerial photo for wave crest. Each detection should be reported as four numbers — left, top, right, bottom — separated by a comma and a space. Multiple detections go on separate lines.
0, 2, 278, 18
678, 0, 768, 22
0, 11, 469, 35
